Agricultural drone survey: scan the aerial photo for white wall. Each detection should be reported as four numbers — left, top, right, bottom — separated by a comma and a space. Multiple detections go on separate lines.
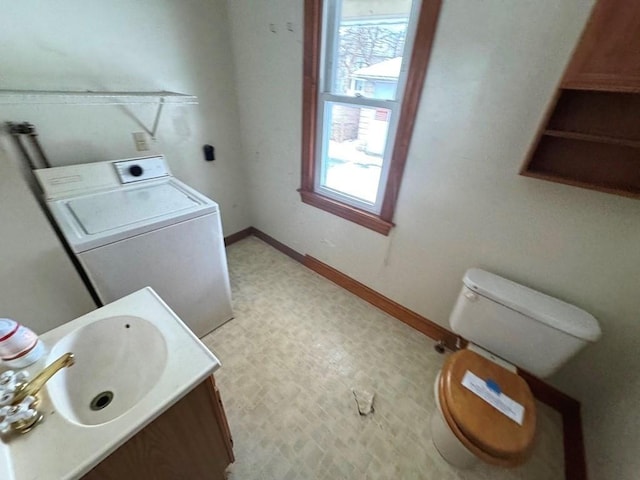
0, 148, 95, 333
0, 0, 250, 235
226, 1, 640, 478
2, 0, 639, 476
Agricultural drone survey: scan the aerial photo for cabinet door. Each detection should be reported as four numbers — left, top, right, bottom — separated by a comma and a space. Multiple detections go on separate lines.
210, 376, 235, 463
564, 0, 640, 91
83, 376, 233, 480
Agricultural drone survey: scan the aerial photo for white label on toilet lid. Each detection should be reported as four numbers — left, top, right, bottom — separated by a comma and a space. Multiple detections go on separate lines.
461, 371, 525, 425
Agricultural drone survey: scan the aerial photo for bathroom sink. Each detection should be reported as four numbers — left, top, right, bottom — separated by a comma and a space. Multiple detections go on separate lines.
2, 287, 220, 480
46, 315, 168, 425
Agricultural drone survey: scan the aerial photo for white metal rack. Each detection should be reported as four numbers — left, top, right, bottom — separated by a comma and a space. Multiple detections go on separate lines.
0, 90, 198, 105
0, 90, 198, 137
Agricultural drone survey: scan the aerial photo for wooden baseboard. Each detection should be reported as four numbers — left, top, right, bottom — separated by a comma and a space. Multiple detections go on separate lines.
224, 227, 254, 246
519, 370, 587, 479
250, 228, 306, 263
303, 255, 460, 351
245, 228, 587, 479
561, 403, 587, 480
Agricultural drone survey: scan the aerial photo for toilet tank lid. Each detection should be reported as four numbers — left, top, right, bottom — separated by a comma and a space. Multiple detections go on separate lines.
463, 269, 602, 342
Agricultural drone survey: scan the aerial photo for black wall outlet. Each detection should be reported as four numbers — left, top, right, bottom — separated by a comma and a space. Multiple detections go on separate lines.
203, 144, 215, 161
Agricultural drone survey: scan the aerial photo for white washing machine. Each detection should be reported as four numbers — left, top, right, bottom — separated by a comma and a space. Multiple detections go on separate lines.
35, 155, 233, 338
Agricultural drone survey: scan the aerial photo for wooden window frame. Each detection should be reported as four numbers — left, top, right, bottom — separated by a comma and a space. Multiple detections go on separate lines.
299, 0, 443, 235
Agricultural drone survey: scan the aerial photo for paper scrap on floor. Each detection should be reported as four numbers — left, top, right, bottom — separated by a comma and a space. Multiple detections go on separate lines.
352, 388, 375, 415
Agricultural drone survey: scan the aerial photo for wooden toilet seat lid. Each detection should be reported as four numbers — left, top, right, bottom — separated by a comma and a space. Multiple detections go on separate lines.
439, 350, 536, 463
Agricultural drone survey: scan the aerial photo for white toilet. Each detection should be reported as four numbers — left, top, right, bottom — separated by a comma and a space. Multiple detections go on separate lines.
431, 268, 601, 469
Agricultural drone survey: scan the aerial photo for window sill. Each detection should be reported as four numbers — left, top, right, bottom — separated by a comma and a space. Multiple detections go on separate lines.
298, 189, 394, 235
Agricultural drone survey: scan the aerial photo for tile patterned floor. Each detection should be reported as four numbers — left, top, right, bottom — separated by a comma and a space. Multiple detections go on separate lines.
203, 237, 564, 479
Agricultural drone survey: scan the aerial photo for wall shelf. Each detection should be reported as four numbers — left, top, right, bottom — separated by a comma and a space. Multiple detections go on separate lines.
0, 89, 198, 106
523, 89, 640, 199
521, 0, 640, 199
523, 132, 640, 198
0, 89, 198, 138
560, 82, 640, 94
543, 129, 640, 149
521, 170, 640, 199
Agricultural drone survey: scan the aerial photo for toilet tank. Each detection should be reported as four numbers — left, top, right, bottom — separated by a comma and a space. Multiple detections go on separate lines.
450, 269, 601, 378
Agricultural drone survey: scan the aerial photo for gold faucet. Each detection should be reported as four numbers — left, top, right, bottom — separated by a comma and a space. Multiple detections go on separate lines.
0, 353, 75, 436
11, 352, 75, 405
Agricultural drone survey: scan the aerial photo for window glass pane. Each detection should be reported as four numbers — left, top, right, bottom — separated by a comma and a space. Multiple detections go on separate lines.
330, 0, 413, 99
320, 102, 392, 204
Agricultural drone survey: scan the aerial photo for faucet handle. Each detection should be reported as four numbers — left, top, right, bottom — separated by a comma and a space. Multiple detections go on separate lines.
0, 395, 41, 435
0, 370, 29, 406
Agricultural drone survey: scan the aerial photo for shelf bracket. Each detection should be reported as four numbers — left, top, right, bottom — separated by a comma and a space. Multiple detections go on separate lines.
118, 97, 166, 140
149, 97, 165, 140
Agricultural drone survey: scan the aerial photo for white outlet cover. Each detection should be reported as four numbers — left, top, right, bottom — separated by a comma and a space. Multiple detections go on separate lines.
132, 132, 149, 151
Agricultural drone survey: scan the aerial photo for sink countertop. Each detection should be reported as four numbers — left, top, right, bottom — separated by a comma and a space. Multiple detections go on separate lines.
0, 287, 221, 480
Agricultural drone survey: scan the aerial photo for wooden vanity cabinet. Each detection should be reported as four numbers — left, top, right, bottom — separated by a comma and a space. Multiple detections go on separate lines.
83, 376, 234, 480
521, 0, 640, 198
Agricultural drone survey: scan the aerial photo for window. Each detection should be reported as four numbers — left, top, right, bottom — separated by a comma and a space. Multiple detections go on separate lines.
300, 0, 443, 235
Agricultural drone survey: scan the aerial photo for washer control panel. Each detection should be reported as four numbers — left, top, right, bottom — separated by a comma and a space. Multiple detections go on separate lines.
114, 156, 170, 184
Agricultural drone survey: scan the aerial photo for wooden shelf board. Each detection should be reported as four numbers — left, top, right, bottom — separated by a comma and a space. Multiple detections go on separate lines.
543, 129, 640, 149
561, 82, 640, 94
521, 170, 640, 199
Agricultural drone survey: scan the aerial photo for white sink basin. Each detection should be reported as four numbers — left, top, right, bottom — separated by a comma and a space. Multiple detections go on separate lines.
0, 287, 221, 480
46, 315, 168, 425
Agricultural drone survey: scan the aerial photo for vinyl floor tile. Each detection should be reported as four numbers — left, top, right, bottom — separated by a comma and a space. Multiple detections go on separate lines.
203, 237, 564, 480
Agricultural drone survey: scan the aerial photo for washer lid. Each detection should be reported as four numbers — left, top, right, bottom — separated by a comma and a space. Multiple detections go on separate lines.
463, 268, 601, 342
67, 183, 198, 234
46, 177, 218, 253
440, 349, 536, 461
